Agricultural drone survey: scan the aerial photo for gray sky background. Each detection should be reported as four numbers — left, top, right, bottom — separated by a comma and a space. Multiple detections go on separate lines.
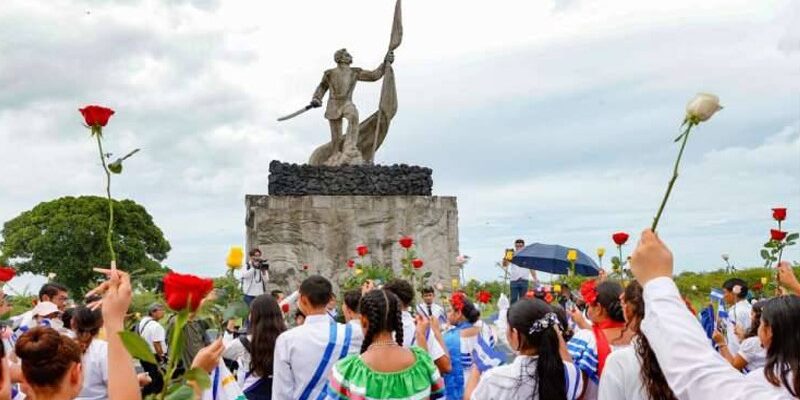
1, 0, 799, 290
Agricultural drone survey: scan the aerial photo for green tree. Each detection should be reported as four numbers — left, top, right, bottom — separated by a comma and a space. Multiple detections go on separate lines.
1, 196, 171, 295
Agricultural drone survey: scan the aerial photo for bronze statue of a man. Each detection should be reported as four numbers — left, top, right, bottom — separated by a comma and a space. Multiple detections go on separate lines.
310, 48, 394, 161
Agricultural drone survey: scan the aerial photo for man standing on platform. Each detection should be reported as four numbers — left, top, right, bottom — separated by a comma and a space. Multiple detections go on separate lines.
505, 239, 538, 304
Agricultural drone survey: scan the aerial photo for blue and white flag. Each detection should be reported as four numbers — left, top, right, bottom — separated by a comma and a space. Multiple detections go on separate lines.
710, 288, 725, 303
471, 332, 506, 373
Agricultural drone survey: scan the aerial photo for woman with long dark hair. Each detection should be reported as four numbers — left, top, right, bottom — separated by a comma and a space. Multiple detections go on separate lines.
223, 294, 287, 399
745, 294, 800, 397
568, 280, 632, 400
713, 300, 766, 372
469, 298, 582, 399
325, 289, 444, 399
598, 280, 676, 400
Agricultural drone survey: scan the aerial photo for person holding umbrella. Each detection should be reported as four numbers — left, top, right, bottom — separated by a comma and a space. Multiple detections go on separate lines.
504, 239, 538, 304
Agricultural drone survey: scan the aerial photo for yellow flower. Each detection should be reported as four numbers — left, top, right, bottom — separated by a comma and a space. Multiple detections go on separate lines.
566, 249, 578, 262
451, 278, 460, 289
355, 268, 363, 275
553, 284, 562, 293
761, 277, 768, 285
596, 247, 606, 258
226, 246, 244, 269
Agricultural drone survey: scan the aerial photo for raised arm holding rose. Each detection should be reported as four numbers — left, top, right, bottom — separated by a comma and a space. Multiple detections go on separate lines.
630, 229, 797, 400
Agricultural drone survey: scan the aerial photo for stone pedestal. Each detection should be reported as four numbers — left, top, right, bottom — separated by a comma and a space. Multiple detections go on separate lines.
245, 195, 460, 293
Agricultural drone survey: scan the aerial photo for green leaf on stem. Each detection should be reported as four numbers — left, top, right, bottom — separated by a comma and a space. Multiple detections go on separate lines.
423, 271, 432, 278
761, 250, 770, 260
786, 233, 799, 242
165, 385, 195, 400
183, 367, 212, 389
118, 331, 157, 365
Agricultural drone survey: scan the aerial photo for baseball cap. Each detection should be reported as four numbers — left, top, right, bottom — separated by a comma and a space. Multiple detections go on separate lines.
32, 301, 60, 317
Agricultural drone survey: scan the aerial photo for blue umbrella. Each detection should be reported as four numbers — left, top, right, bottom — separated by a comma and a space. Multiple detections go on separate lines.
511, 243, 600, 276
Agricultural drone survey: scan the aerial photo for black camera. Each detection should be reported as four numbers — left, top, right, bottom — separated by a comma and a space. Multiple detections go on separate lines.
252, 259, 269, 271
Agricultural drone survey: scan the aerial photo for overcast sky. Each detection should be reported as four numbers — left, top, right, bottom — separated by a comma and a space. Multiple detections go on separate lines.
1, 0, 798, 289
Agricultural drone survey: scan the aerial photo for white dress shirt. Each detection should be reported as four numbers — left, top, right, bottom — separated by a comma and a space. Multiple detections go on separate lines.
725, 299, 752, 355
346, 319, 364, 355
508, 262, 532, 282
240, 265, 268, 297
737, 336, 767, 372
416, 302, 445, 323
271, 314, 352, 400
640, 277, 790, 400
76, 339, 109, 400
471, 355, 582, 399
598, 343, 647, 400
400, 311, 446, 361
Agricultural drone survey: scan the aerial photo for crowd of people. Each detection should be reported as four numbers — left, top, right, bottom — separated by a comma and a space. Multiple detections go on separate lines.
0, 229, 798, 399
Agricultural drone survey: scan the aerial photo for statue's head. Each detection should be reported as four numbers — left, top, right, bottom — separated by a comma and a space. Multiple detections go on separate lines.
334, 48, 352, 65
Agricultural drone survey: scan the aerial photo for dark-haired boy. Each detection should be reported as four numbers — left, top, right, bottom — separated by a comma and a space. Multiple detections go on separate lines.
272, 276, 354, 400
721, 278, 752, 354
384, 279, 452, 374
417, 286, 446, 325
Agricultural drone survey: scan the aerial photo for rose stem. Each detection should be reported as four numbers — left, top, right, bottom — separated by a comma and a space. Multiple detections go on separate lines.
95, 134, 116, 269
651, 123, 694, 232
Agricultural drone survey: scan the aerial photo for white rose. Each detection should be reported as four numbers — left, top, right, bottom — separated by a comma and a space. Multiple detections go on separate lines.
47, 272, 56, 280
686, 93, 722, 122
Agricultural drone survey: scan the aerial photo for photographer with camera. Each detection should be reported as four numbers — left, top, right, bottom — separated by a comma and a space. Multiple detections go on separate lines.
241, 248, 269, 305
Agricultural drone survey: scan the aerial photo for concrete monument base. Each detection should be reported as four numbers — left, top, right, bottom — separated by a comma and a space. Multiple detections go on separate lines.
245, 195, 460, 293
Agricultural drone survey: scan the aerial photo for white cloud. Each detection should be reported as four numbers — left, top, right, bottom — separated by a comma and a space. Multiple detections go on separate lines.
0, 0, 798, 285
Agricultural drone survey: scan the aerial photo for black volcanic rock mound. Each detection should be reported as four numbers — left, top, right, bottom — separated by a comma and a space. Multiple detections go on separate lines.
268, 161, 433, 196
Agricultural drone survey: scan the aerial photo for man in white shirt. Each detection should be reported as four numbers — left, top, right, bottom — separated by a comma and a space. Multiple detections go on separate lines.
630, 228, 790, 400
342, 289, 364, 354
505, 239, 538, 304
417, 286, 446, 325
384, 279, 452, 375
241, 249, 269, 305
138, 303, 167, 395
721, 278, 752, 355
13, 282, 70, 332
272, 276, 354, 400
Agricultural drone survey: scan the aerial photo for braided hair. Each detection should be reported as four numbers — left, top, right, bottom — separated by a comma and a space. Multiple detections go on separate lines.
359, 289, 404, 353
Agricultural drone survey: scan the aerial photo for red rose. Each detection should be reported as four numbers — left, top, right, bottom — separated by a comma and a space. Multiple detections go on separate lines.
752, 282, 763, 291
356, 245, 369, 257
399, 236, 414, 249
525, 290, 535, 299
451, 292, 466, 311
580, 279, 598, 305
79, 105, 115, 128
163, 272, 214, 312
0, 266, 15, 282
412, 258, 424, 269
281, 303, 290, 313
347, 259, 355, 268
612, 232, 629, 246
772, 208, 787, 222
544, 293, 554, 304
770, 229, 787, 242
476, 290, 492, 304
302, 264, 309, 271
